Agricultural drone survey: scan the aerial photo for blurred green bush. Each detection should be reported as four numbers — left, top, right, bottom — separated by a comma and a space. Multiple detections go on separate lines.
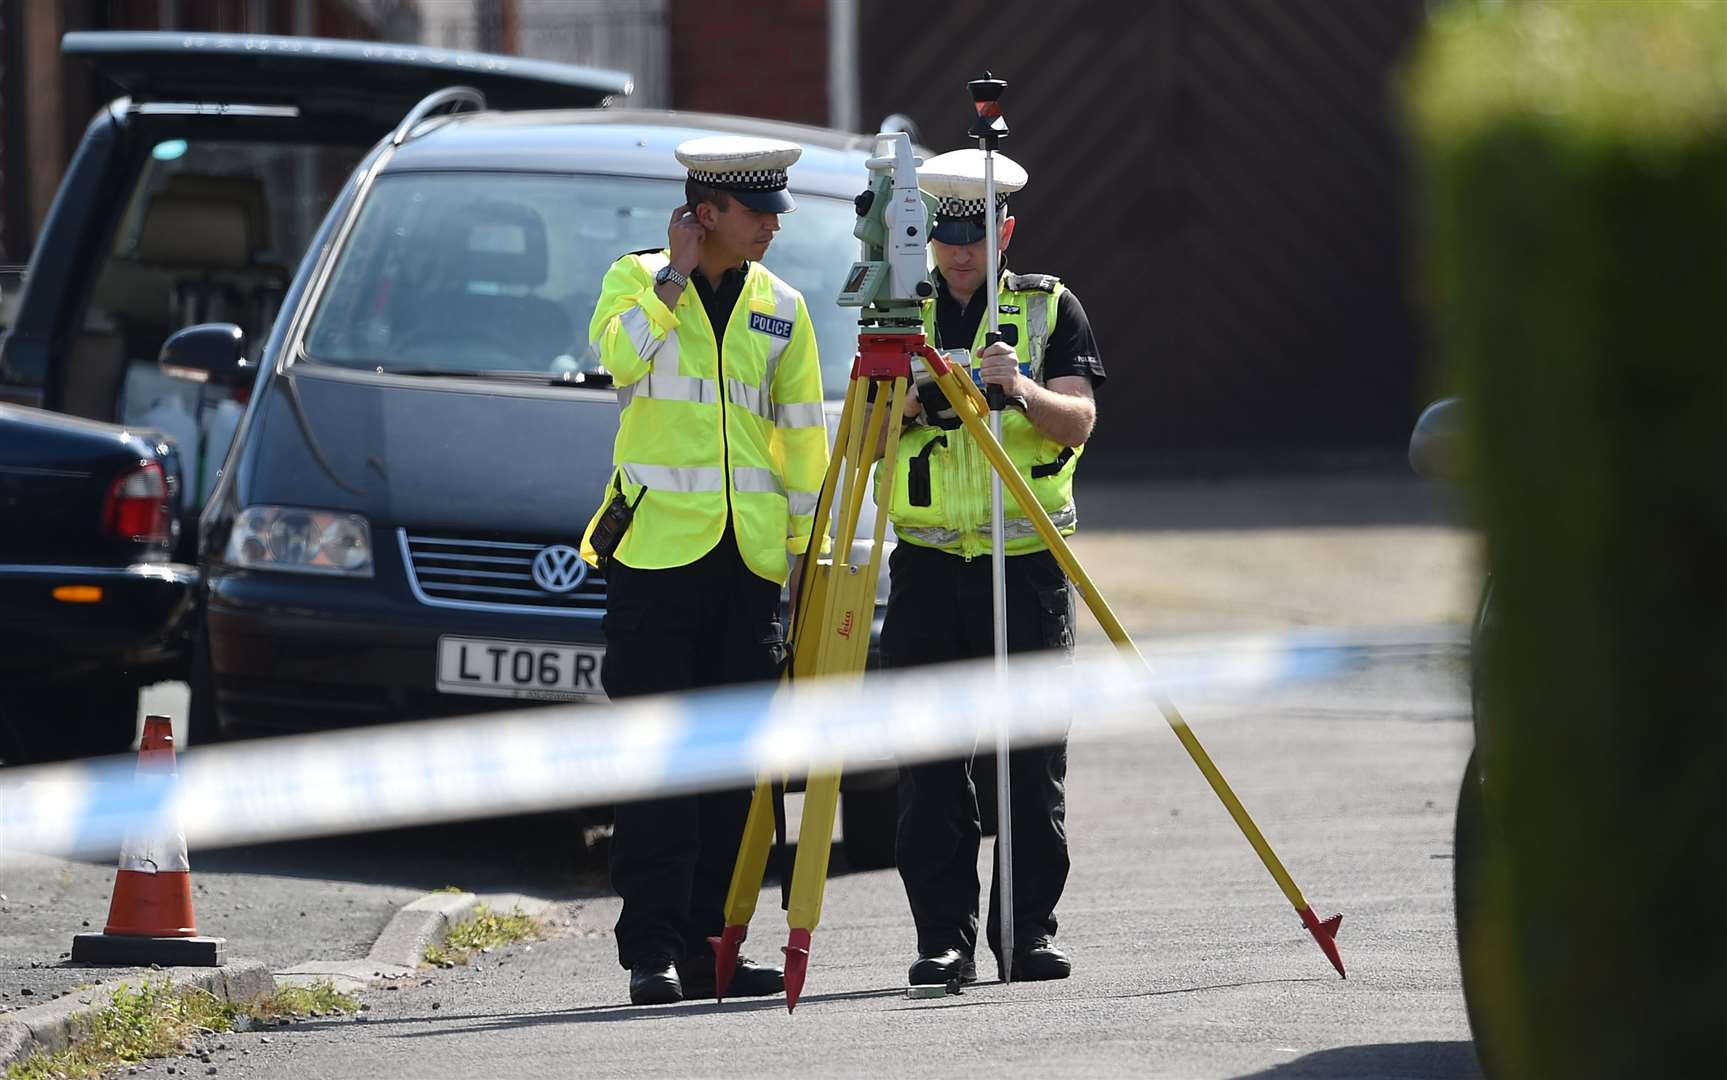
1407, 1, 1726, 1076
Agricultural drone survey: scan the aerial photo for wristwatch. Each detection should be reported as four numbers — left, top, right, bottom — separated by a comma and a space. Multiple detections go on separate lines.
655, 264, 690, 291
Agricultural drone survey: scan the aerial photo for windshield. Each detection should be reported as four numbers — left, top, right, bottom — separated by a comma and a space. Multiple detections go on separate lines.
302, 172, 869, 398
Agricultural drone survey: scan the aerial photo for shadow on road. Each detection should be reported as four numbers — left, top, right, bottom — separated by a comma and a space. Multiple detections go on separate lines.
1232, 1040, 1482, 1079
1102, 977, 1329, 1000
870, 977, 1333, 1016
192, 818, 864, 901
359, 986, 909, 1035
192, 811, 607, 896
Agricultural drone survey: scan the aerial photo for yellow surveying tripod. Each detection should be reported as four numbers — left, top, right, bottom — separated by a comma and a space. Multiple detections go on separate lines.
710, 128, 1345, 1014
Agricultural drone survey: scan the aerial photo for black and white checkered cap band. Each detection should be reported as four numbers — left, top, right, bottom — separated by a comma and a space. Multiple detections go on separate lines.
688, 167, 789, 191
936, 192, 1012, 219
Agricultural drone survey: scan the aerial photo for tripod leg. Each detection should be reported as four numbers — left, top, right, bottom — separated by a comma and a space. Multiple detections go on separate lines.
870, 378, 908, 532
791, 375, 867, 646
711, 774, 779, 1000
778, 378, 907, 1011
782, 767, 842, 1012
714, 369, 878, 1008
924, 358, 1347, 979
804, 378, 877, 674
806, 378, 898, 678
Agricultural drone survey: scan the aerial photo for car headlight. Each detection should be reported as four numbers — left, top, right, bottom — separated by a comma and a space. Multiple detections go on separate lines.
224, 506, 373, 577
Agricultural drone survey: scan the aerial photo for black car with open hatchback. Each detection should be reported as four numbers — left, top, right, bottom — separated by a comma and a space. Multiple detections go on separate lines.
0, 31, 628, 761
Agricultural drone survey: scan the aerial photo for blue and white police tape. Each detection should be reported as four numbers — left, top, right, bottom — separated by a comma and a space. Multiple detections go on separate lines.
1, 632, 1361, 860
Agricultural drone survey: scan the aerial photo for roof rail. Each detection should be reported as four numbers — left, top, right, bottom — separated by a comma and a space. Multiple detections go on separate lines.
391, 86, 486, 147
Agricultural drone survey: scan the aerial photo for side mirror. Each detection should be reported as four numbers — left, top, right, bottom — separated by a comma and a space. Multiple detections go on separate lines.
877, 112, 923, 148
1409, 397, 1464, 482
159, 323, 251, 387
0, 267, 24, 332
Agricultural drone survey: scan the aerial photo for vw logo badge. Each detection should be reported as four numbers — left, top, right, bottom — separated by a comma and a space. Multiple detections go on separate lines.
531, 544, 588, 594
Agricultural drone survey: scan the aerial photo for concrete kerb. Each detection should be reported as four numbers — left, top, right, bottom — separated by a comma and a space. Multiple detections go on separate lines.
0, 891, 554, 1069
0, 959, 273, 1069
272, 890, 557, 994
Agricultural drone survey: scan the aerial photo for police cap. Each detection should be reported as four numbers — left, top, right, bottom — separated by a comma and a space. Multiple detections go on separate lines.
919, 148, 1028, 245
675, 136, 803, 214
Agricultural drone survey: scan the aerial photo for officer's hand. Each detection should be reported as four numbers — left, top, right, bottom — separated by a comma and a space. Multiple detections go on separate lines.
667, 205, 704, 274
978, 341, 1025, 395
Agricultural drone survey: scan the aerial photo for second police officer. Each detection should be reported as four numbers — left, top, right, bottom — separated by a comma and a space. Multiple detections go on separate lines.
878, 148, 1107, 988
581, 136, 830, 1007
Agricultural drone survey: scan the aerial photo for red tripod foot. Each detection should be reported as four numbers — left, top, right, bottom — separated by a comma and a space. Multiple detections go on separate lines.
1297, 905, 1345, 979
707, 924, 748, 1001
782, 929, 812, 1012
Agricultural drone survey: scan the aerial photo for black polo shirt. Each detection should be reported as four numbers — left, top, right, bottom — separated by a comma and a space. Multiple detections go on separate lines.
689, 262, 750, 553
693, 262, 748, 350
931, 269, 1107, 387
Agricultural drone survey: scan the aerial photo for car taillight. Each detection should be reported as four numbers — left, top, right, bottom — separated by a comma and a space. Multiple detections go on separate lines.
103, 461, 171, 544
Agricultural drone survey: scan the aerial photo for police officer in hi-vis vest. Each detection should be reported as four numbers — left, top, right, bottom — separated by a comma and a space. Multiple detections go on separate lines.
878, 148, 1106, 988
581, 136, 830, 1007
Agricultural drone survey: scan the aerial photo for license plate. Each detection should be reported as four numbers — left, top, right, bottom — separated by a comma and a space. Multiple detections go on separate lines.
436, 636, 606, 701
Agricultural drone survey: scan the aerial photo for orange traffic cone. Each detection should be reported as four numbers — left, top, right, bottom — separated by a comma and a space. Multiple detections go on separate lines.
70, 715, 224, 966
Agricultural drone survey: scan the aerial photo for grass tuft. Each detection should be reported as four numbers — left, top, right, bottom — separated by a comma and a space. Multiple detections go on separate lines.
244, 981, 360, 1022
423, 905, 540, 967
6, 982, 234, 1080
4, 979, 358, 1080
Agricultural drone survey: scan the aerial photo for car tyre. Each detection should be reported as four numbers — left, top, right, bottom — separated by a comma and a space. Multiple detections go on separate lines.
187, 627, 225, 747
1454, 748, 1502, 1076
0, 679, 137, 763
841, 783, 899, 870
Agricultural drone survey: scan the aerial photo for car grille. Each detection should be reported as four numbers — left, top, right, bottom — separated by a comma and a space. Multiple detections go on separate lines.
398, 530, 605, 617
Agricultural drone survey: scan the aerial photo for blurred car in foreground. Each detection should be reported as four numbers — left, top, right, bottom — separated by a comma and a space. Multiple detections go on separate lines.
1409, 395, 1499, 1070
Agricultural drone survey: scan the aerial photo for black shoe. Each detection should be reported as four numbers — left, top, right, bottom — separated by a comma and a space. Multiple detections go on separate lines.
682, 955, 785, 999
908, 948, 978, 986
629, 957, 682, 1005
1001, 941, 1071, 982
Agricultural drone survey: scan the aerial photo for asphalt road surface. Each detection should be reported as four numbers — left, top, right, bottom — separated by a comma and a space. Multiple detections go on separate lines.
3, 475, 1482, 1075
84, 634, 1479, 1080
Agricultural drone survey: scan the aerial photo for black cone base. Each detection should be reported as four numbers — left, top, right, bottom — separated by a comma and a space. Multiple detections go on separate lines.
70, 932, 225, 966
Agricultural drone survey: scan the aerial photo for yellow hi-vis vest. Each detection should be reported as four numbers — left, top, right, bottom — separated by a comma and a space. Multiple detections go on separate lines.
581, 250, 829, 584
877, 272, 1083, 558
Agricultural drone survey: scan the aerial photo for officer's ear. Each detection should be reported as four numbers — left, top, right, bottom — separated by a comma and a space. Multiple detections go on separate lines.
693, 196, 727, 230
999, 215, 1016, 254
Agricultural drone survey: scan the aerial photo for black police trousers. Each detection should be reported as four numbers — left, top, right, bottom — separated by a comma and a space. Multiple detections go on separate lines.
600, 538, 785, 969
881, 541, 1074, 962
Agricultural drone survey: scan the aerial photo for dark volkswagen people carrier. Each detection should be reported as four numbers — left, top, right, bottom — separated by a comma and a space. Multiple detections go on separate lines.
172, 92, 901, 863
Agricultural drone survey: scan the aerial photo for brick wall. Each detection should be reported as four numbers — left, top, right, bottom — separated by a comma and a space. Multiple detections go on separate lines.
860, 0, 1428, 465
668, 0, 827, 125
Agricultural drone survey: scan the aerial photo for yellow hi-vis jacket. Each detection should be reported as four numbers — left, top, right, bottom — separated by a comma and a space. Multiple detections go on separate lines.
580, 250, 828, 584
877, 271, 1082, 559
